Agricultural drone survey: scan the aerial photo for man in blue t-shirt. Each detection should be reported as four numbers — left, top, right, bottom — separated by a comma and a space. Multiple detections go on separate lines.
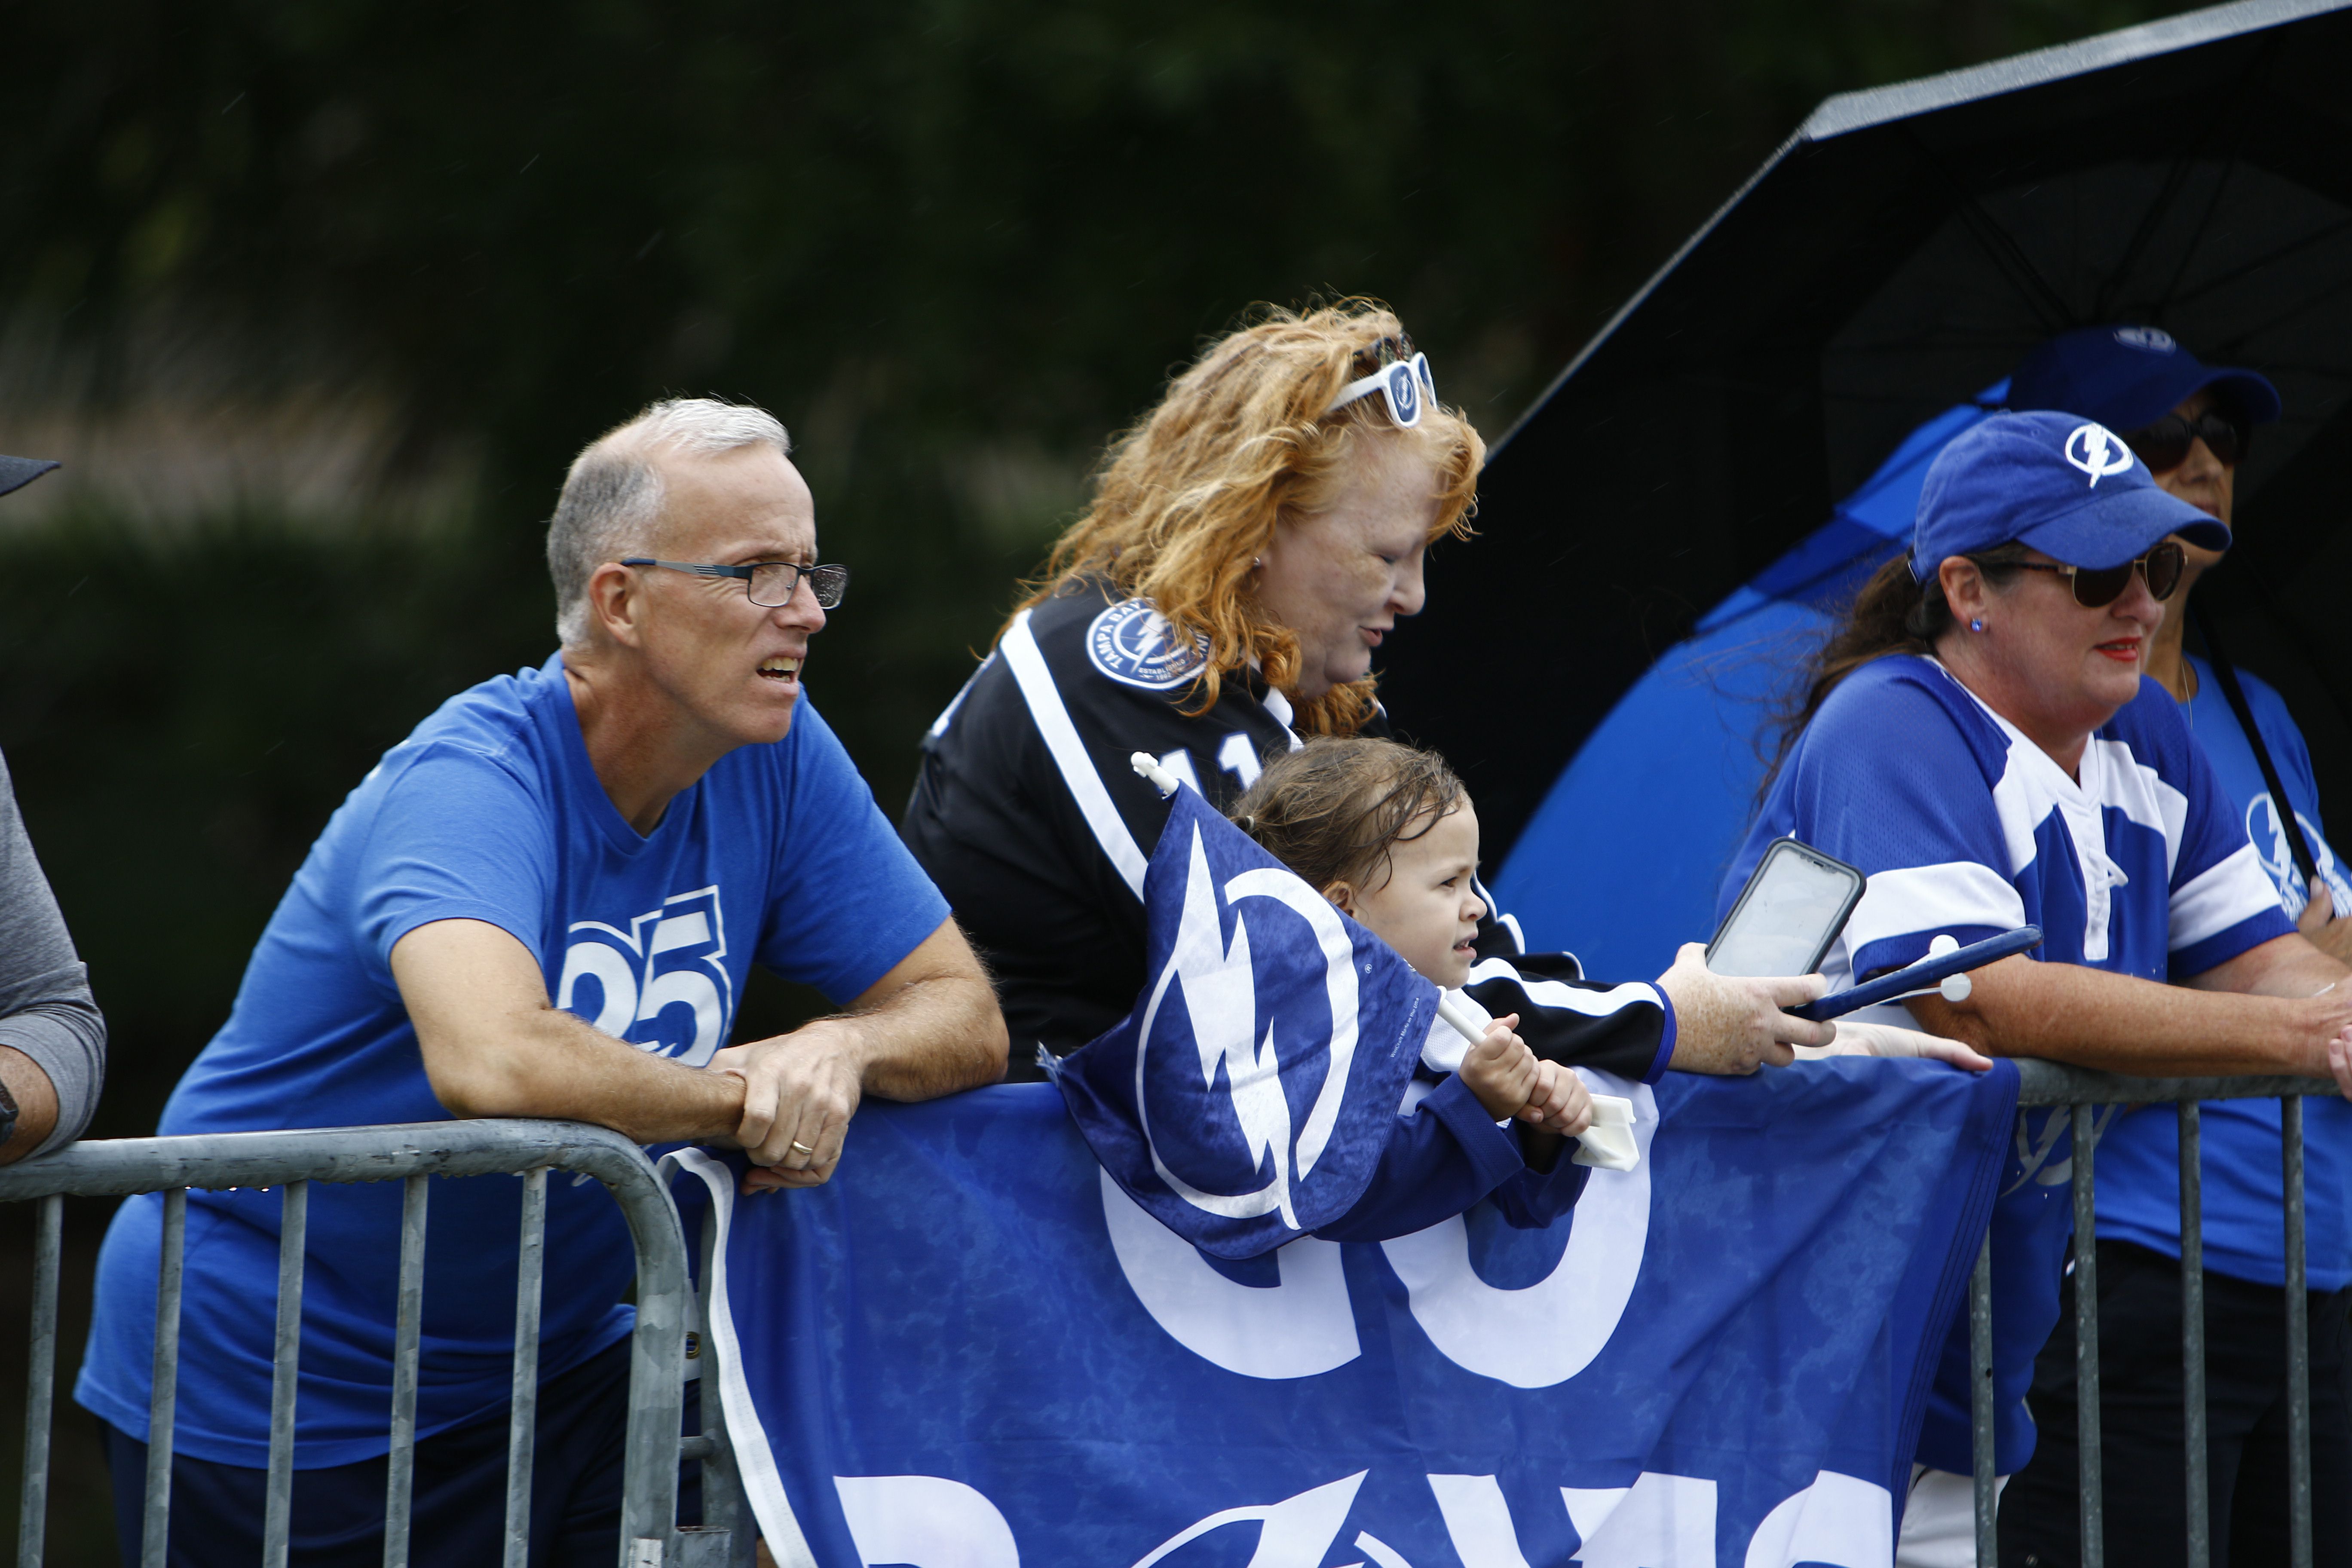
2000, 327, 2352, 1565
75, 398, 1009, 1566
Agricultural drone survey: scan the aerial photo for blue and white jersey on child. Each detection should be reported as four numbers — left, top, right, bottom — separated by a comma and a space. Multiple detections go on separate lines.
2097, 656, 2352, 1290
77, 655, 949, 1467
1724, 652, 2290, 1473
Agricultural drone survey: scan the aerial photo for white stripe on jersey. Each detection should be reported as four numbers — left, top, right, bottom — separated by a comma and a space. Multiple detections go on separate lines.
1260, 688, 1305, 752
1493, 912, 1527, 955
2089, 737, 2190, 880
925, 649, 998, 738
1423, 964, 1665, 1074
1463, 961, 1663, 1019
1471, 875, 1524, 956
2170, 841, 2281, 954
1001, 609, 1150, 897
1949, 663, 2185, 962
1833, 861, 2027, 989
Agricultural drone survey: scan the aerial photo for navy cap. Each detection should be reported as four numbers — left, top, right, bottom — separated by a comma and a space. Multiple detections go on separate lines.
0, 456, 56, 499
2010, 324, 2282, 433
1911, 410, 2232, 580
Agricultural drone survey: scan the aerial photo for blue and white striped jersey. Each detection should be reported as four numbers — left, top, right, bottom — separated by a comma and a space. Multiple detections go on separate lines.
1723, 652, 2291, 1476
1729, 654, 2288, 992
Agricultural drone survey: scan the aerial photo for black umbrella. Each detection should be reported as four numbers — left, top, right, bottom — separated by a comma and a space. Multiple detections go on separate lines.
1386, 0, 2352, 858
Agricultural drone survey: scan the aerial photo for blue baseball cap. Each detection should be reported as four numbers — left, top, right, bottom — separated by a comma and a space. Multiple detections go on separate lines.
1911, 410, 2231, 580
2010, 324, 2281, 432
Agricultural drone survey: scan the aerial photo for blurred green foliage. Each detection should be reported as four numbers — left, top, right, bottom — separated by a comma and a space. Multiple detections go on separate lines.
0, 0, 2190, 1142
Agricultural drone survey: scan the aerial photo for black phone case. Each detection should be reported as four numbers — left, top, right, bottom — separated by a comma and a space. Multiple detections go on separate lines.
1705, 836, 1867, 977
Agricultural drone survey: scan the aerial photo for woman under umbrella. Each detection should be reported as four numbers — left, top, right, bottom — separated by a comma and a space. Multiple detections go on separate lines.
1726, 408, 2352, 1567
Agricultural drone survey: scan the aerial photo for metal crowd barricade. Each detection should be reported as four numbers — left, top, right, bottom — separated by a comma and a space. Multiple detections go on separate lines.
1969, 1061, 2338, 1568
0, 1119, 754, 1568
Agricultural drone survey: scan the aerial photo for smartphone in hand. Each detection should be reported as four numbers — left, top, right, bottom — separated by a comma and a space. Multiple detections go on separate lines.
1706, 837, 1865, 978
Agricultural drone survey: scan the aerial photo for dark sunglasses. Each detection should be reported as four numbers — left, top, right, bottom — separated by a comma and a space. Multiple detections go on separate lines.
2007, 541, 2186, 607
2123, 409, 2249, 472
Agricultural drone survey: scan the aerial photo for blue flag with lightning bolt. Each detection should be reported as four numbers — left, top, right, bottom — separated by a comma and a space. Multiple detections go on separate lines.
1055, 785, 1441, 1259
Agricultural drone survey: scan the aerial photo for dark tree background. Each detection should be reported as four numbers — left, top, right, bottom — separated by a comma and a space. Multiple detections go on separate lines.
0, 2, 2199, 1556
0, 0, 2190, 1136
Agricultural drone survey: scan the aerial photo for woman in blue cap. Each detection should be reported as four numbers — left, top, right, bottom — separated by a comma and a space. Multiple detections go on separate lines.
1722, 408, 2352, 1568
2000, 328, 2352, 1567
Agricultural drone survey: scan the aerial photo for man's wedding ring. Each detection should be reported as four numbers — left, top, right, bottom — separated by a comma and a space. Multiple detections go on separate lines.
789, 1141, 816, 1158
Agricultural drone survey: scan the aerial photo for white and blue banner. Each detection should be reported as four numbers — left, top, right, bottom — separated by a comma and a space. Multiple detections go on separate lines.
1056, 785, 1442, 1258
670, 1051, 2016, 1568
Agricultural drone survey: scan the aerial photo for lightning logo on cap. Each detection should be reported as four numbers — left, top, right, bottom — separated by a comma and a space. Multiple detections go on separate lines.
2064, 422, 2135, 486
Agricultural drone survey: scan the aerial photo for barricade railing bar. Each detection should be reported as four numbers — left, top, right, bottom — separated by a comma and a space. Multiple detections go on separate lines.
1971, 1060, 2339, 1568
18, 1072, 2320, 1568
0, 1119, 751, 1568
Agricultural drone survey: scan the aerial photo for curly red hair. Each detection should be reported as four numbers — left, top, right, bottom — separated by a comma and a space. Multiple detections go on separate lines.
1011, 300, 1484, 735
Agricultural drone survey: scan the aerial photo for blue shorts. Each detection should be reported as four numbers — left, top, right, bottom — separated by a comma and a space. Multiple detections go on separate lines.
100, 1339, 702, 1567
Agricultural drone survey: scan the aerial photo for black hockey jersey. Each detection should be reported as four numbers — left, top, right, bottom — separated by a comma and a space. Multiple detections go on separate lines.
902, 575, 1668, 1080
904, 577, 1304, 1070
1436, 954, 1674, 1087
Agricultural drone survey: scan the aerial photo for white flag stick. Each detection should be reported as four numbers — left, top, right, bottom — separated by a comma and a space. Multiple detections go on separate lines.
1131, 752, 1181, 797
1441, 995, 1638, 1171
1435, 993, 1490, 1048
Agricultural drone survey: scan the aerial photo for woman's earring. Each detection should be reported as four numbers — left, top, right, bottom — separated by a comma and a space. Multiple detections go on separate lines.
1970, 618, 1985, 633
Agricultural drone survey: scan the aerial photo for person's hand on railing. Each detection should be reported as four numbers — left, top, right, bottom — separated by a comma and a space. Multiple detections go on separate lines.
1802, 1020, 1994, 1072
726, 919, 1008, 1193
718, 1015, 869, 1194
2174, 929, 2352, 1097
1654, 943, 1839, 1074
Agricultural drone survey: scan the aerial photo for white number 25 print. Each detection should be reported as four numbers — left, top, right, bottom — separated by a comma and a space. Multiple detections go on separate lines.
554, 885, 733, 1065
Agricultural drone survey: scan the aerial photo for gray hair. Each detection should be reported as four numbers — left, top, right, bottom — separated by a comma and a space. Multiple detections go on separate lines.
546, 397, 793, 647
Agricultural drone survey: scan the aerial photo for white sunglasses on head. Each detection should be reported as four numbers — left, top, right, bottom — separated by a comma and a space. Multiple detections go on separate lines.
1328, 351, 1436, 427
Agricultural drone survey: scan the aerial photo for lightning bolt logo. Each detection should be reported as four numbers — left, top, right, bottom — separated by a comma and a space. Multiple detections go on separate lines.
1133, 823, 1363, 1231
2064, 421, 2135, 485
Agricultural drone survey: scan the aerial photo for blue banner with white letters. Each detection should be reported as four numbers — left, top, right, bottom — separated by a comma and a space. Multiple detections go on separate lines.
671, 1052, 2016, 1568
1056, 785, 1441, 1259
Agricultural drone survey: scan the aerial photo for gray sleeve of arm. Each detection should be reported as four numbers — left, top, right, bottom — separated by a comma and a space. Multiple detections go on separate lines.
0, 751, 106, 1155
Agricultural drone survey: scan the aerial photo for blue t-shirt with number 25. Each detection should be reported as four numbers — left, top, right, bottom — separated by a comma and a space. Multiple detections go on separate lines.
77, 655, 950, 1467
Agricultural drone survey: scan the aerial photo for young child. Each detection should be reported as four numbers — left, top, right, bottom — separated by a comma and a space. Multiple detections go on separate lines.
1230, 737, 1657, 1238
1231, 740, 1992, 1192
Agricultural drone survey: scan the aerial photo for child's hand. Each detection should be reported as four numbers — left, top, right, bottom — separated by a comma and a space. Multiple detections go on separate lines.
1459, 1013, 1537, 1121
1516, 1060, 1594, 1139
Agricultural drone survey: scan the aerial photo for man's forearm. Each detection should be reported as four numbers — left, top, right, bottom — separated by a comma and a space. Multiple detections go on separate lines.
854, 974, 1008, 1100
428, 1004, 747, 1144
1907, 954, 2344, 1078
0, 1045, 59, 1165
2200, 931, 2351, 1000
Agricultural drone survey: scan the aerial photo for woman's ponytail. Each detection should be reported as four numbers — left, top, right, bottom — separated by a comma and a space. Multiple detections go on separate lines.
1764, 545, 2027, 787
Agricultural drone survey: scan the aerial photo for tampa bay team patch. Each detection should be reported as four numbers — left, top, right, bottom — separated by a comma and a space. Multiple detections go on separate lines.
1086, 599, 1210, 691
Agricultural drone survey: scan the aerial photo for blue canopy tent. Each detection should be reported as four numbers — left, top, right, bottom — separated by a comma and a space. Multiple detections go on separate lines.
1381, 0, 2352, 971
1491, 394, 1997, 976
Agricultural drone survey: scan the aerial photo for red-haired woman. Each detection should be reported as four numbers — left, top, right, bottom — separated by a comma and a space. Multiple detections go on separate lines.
906, 301, 1836, 1081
